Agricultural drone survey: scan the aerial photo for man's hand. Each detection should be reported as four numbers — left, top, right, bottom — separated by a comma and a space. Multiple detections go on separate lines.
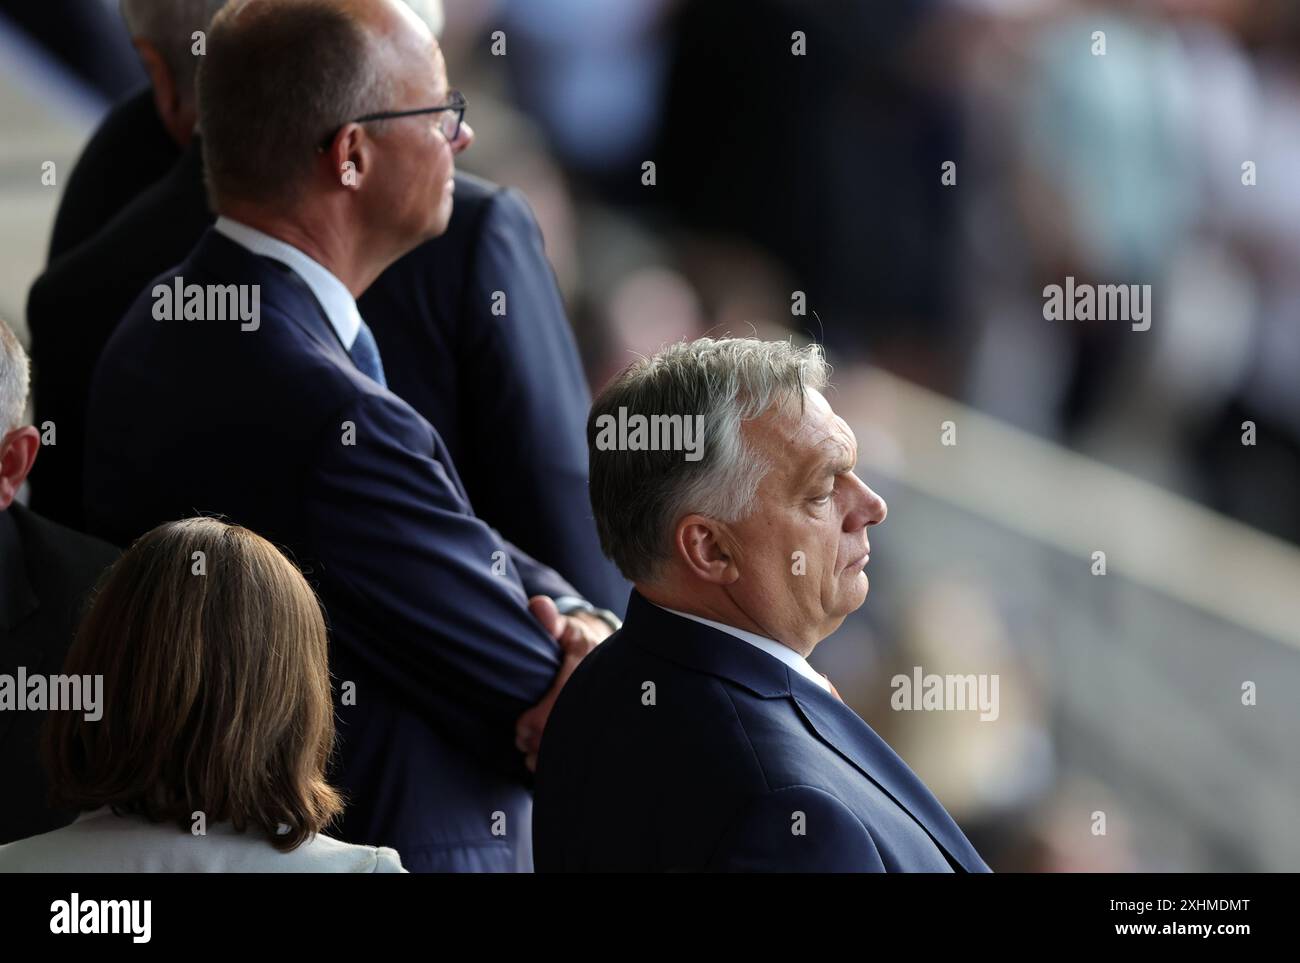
515, 596, 611, 771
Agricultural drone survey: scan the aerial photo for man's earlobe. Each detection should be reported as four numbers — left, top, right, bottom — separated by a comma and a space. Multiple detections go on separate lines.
676, 514, 738, 585
332, 128, 369, 190
0, 427, 40, 511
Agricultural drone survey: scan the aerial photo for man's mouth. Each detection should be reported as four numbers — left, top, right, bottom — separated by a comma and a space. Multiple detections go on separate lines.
845, 549, 870, 573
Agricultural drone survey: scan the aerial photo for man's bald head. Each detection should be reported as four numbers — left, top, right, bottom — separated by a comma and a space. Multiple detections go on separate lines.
198, 0, 435, 211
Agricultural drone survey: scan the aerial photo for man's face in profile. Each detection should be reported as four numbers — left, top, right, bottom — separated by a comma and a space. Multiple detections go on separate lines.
366, 0, 473, 242
724, 389, 887, 649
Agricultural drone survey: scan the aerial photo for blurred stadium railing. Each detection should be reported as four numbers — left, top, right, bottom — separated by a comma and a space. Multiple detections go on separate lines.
821, 364, 1300, 871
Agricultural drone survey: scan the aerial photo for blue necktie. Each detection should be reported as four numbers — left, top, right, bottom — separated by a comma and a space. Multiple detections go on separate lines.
350, 319, 387, 387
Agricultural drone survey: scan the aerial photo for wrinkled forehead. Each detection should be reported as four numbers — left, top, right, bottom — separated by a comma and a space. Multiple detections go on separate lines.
749, 390, 856, 480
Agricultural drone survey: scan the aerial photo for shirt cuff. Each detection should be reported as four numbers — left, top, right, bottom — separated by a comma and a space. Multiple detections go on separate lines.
553, 596, 623, 633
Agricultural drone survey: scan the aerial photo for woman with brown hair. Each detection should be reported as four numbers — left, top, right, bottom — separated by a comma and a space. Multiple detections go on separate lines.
0, 517, 404, 872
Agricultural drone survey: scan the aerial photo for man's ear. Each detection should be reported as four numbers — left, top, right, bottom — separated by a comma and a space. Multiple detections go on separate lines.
0, 427, 40, 511
325, 124, 370, 192
674, 514, 740, 585
135, 39, 191, 147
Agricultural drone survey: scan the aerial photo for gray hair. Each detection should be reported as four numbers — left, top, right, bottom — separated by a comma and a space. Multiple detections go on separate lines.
0, 319, 31, 433
120, 1, 230, 106
197, 0, 395, 210
588, 337, 830, 583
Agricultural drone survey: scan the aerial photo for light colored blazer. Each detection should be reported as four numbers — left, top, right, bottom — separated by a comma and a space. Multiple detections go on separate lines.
0, 809, 406, 873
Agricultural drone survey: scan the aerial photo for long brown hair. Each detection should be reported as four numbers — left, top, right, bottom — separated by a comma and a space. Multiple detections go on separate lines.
43, 517, 343, 851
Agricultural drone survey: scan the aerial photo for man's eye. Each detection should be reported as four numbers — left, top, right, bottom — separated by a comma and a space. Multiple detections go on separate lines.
812, 490, 834, 505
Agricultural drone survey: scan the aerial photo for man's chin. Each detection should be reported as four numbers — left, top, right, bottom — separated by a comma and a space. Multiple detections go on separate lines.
844, 571, 870, 609
421, 209, 452, 242
821, 576, 869, 629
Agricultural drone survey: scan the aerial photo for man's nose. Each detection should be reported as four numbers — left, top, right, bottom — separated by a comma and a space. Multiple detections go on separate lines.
864, 485, 887, 526
451, 121, 474, 154
843, 474, 887, 530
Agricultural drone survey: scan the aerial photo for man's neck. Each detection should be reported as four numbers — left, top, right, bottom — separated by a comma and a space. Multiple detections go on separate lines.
217, 205, 385, 297
636, 582, 817, 658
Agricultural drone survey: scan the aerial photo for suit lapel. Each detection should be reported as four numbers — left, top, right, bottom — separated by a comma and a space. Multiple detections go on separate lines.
191, 230, 354, 368
260, 257, 353, 359
190, 230, 469, 507
791, 678, 988, 872
626, 592, 988, 872
624, 592, 793, 699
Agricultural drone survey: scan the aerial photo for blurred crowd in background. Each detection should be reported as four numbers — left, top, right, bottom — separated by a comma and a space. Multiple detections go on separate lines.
1, 0, 1298, 871
5, 0, 1298, 542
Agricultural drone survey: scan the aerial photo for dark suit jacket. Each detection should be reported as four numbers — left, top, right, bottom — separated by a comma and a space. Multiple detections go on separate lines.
28, 90, 627, 613
533, 591, 993, 872
46, 86, 179, 261
84, 229, 573, 872
0, 504, 118, 845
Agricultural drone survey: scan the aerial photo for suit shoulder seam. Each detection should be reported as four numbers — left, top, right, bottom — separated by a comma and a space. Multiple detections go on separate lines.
717, 681, 772, 793
772, 783, 874, 836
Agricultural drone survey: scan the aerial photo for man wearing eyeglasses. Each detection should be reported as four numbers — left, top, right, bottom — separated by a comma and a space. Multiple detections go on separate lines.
79, 0, 613, 873
28, 0, 627, 617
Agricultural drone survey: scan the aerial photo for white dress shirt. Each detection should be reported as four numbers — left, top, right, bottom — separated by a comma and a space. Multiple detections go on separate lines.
0, 808, 406, 873
214, 216, 362, 350
653, 603, 834, 694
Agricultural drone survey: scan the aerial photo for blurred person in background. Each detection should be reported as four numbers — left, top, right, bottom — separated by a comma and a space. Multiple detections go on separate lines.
0, 0, 144, 102
1192, 0, 1300, 544
27, 0, 251, 532
952, 0, 1300, 542
45, 0, 227, 261
0, 318, 118, 846
653, 0, 962, 370
0, 517, 406, 872
495, 0, 674, 206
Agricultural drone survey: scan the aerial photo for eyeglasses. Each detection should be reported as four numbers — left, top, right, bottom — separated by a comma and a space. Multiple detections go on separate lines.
317, 89, 467, 151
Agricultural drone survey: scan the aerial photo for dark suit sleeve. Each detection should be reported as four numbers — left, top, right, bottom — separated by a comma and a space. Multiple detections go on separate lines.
500, 537, 578, 601
707, 785, 887, 872
457, 187, 630, 615
302, 389, 563, 772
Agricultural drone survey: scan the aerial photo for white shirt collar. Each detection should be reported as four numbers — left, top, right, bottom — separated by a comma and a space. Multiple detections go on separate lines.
214, 216, 363, 350
651, 602, 833, 694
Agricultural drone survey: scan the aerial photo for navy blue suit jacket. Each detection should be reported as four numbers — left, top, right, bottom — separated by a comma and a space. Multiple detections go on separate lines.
30, 90, 627, 614
534, 592, 993, 872
85, 229, 572, 872
357, 177, 627, 614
